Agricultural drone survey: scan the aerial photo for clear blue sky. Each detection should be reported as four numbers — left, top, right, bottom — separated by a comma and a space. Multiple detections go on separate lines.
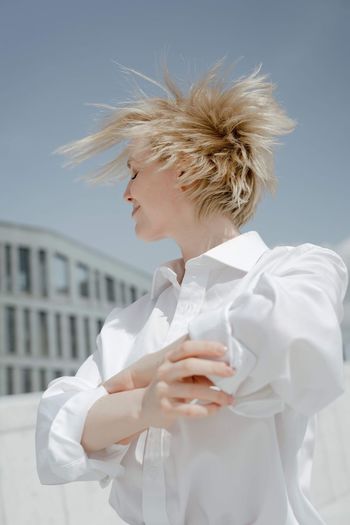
1, 0, 349, 275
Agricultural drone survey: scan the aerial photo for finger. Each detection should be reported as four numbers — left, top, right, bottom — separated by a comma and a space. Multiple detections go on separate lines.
159, 357, 235, 383
161, 396, 222, 418
166, 381, 233, 406
166, 340, 227, 363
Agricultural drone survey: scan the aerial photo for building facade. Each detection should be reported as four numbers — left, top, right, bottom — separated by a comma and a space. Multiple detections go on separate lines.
1, 221, 349, 396
0, 221, 152, 396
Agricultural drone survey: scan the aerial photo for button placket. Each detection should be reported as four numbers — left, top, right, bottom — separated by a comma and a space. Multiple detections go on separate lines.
142, 268, 210, 525
165, 270, 209, 343
142, 427, 171, 525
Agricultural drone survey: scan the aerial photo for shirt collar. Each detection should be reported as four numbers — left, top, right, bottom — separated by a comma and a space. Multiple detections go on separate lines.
150, 230, 270, 301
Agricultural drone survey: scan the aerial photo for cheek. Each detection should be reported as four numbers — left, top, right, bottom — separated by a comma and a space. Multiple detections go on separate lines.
146, 186, 168, 206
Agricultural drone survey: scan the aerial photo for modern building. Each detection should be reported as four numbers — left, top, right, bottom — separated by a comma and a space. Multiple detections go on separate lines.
0, 221, 152, 396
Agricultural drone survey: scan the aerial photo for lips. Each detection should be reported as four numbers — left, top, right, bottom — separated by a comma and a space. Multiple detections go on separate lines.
132, 205, 141, 216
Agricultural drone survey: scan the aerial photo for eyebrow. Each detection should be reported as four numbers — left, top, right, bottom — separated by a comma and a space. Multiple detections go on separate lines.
127, 157, 136, 169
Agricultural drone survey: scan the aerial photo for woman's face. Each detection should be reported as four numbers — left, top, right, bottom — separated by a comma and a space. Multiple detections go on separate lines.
123, 143, 193, 242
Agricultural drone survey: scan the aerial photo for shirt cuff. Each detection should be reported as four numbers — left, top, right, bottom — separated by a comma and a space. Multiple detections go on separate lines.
188, 306, 284, 418
188, 305, 257, 394
43, 384, 129, 484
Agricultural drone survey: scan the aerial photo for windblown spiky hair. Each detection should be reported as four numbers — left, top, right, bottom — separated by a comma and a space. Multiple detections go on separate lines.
54, 58, 296, 227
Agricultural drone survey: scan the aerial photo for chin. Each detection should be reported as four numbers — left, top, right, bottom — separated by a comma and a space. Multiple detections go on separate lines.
135, 228, 166, 242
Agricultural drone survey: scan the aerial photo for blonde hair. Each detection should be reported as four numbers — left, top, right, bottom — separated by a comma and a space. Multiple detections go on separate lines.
54, 57, 296, 227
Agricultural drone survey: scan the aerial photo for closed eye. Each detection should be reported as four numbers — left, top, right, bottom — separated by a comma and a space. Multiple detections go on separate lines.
131, 171, 138, 180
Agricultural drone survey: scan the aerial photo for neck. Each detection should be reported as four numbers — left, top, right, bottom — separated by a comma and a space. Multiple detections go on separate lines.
174, 215, 240, 269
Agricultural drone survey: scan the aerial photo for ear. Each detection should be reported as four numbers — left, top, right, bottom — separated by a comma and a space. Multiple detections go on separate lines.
179, 180, 198, 192
177, 171, 187, 192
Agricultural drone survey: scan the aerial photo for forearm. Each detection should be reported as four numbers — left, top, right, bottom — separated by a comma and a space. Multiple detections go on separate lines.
81, 387, 149, 453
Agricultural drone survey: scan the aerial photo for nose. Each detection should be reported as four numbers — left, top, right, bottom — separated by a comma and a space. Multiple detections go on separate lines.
123, 180, 133, 204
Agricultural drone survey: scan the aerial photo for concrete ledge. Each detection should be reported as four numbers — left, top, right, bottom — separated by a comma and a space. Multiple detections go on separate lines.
1, 364, 350, 525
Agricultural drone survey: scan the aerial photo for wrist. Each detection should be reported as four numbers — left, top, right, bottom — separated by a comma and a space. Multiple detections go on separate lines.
136, 387, 151, 428
113, 388, 150, 446
130, 355, 150, 389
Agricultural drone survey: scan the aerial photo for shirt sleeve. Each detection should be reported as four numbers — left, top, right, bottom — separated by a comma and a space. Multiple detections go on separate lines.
35, 333, 130, 488
188, 244, 348, 418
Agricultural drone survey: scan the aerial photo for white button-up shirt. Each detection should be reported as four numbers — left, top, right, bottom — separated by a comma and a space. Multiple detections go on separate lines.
35, 230, 349, 525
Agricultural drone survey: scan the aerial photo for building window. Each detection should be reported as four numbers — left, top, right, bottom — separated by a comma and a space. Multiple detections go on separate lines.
38, 249, 48, 297
5, 306, 16, 354
23, 308, 31, 355
76, 262, 89, 298
69, 315, 78, 359
53, 369, 64, 379
53, 253, 69, 295
83, 317, 91, 358
22, 367, 32, 393
105, 276, 115, 302
38, 311, 49, 357
5, 244, 13, 292
130, 285, 137, 303
6, 366, 14, 395
95, 270, 101, 300
97, 318, 103, 335
120, 280, 126, 305
55, 313, 63, 358
39, 368, 46, 391
18, 246, 31, 293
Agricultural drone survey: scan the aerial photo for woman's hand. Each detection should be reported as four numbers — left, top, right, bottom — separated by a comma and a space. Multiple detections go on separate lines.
103, 336, 193, 446
141, 339, 236, 429
102, 334, 190, 394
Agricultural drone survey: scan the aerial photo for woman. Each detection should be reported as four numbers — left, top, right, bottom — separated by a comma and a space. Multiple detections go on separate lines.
35, 59, 348, 524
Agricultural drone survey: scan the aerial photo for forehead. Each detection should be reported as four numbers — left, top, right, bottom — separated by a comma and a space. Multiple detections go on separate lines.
127, 138, 152, 166
126, 151, 153, 171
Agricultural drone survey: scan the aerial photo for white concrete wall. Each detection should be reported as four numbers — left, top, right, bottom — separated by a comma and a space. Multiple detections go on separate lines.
0, 391, 128, 525
1, 364, 350, 525
310, 362, 350, 525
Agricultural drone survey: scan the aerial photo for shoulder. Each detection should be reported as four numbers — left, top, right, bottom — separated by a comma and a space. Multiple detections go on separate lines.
257, 241, 348, 301
261, 241, 347, 275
